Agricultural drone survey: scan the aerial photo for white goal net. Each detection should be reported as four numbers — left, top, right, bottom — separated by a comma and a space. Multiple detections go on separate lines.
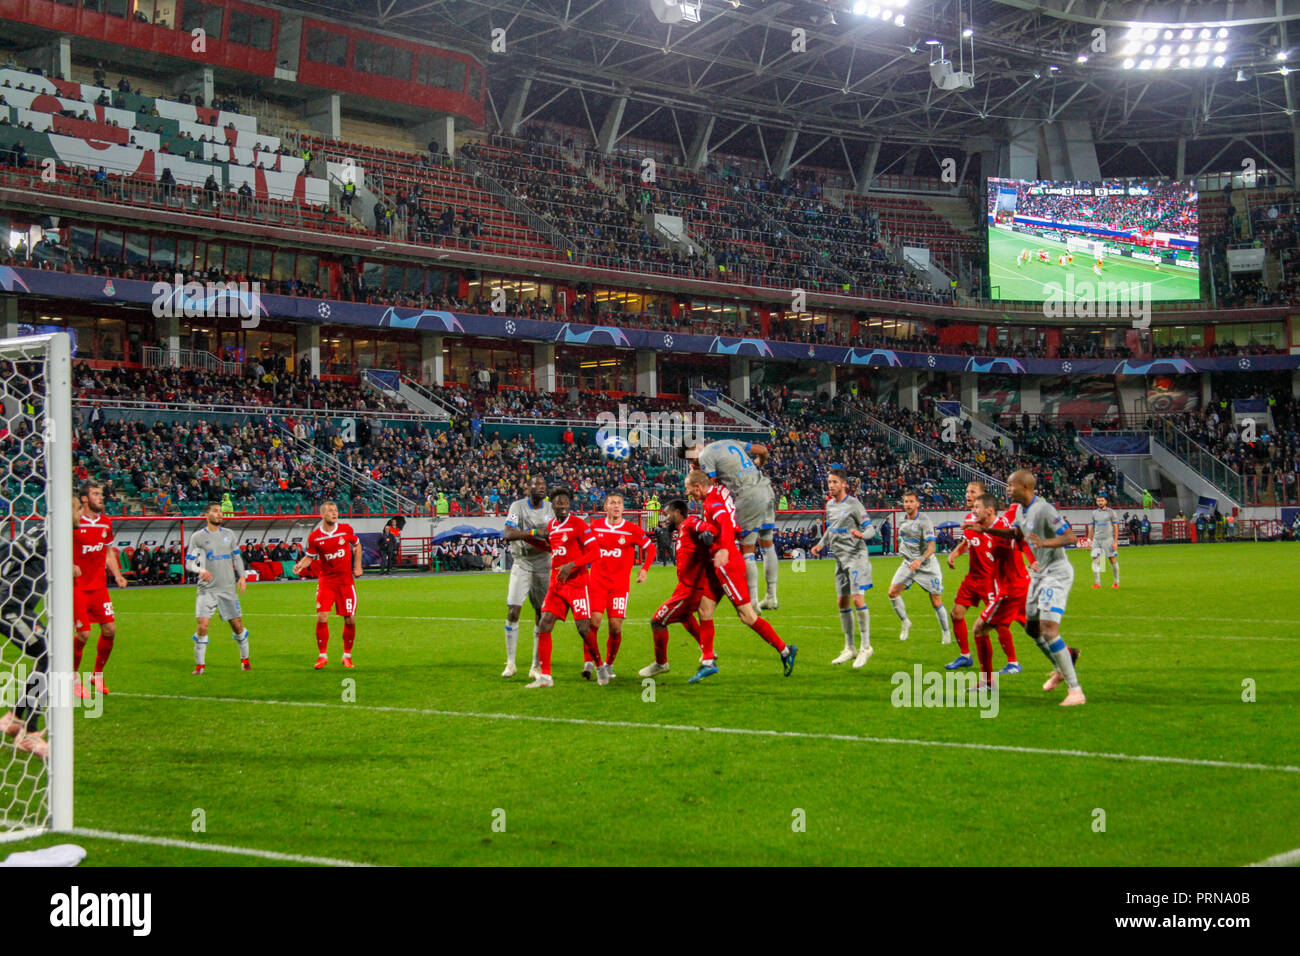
1066, 237, 1105, 259
0, 333, 73, 841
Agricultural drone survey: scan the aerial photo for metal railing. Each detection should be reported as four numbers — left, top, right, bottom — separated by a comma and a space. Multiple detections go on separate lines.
75, 396, 429, 423
1152, 420, 1247, 503
856, 410, 1007, 497
456, 151, 578, 257
142, 346, 242, 375
398, 375, 458, 419
275, 425, 419, 515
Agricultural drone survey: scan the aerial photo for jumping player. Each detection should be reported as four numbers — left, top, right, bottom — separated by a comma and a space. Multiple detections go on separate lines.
1089, 493, 1120, 588
500, 476, 554, 678
527, 488, 608, 688
640, 499, 713, 677
984, 470, 1085, 706
293, 500, 363, 669
683, 469, 796, 682
810, 468, 876, 668
583, 492, 656, 679
887, 490, 951, 643
685, 437, 779, 611
184, 502, 251, 674
73, 481, 126, 697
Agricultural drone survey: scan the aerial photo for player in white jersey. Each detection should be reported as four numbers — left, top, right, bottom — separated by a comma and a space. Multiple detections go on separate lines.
811, 469, 876, 668
985, 469, 1085, 706
886, 490, 951, 643
500, 476, 555, 678
184, 501, 251, 674
1089, 494, 1120, 589
685, 438, 779, 610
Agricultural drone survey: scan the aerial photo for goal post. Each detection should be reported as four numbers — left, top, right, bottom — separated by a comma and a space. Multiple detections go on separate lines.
0, 332, 73, 841
1066, 236, 1105, 259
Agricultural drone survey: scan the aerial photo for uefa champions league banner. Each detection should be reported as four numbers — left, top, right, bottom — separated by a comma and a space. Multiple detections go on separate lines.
4, 266, 1299, 376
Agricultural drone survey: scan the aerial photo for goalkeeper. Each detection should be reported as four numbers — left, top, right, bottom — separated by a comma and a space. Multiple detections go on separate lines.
0, 527, 54, 759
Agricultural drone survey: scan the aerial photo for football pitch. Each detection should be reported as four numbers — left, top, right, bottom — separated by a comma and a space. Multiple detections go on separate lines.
987, 227, 1201, 303
9, 543, 1299, 867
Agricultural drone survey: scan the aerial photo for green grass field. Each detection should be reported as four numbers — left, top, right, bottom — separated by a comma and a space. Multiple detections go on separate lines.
6, 543, 1299, 867
987, 226, 1201, 302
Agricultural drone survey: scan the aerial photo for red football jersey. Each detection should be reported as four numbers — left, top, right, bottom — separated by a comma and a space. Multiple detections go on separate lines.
961, 510, 995, 586
306, 522, 359, 583
674, 514, 718, 578
546, 514, 595, 585
700, 484, 739, 551
989, 509, 1030, 596
73, 513, 114, 591
588, 517, 654, 589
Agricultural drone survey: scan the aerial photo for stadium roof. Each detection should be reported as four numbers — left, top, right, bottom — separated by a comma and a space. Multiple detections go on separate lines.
282, 1, 1300, 179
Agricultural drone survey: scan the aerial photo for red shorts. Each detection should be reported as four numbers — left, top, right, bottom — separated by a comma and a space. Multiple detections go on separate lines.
653, 580, 705, 626
978, 590, 1027, 629
74, 587, 114, 632
541, 578, 592, 622
955, 577, 994, 608
706, 550, 750, 607
316, 580, 358, 617
587, 581, 629, 619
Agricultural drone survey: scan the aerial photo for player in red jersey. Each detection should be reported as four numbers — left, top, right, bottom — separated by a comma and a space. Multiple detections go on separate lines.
73, 481, 126, 697
582, 492, 656, 680
640, 499, 714, 678
293, 500, 363, 669
944, 480, 1017, 674
967, 494, 1030, 689
683, 470, 796, 682
527, 488, 607, 688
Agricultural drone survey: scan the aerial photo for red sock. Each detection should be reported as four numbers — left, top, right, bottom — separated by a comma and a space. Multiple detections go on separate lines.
605, 628, 621, 665
974, 631, 993, 681
342, 620, 356, 654
749, 616, 786, 653
698, 618, 716, 660
583, 624, 597, 663
93, 635, 114, 675
953, 616, 970, 655
315, 621, 330, 653
538, 632, 553, 676
73, 637, 86, 672
996, 625, 1017, 663
581, 626, 604, 667
682, 615, 702, 647
652, 626, 670, 665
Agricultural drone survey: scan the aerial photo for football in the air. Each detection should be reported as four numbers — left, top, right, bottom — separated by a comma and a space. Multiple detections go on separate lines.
599, 434, 632, 461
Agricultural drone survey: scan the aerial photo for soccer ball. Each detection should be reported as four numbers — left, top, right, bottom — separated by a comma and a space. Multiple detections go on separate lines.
599, 434, 632, 461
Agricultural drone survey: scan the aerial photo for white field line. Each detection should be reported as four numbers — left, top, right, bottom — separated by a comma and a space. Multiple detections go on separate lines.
114, 691, 1300, 775
1249, 845, 1300, 867
122, 610, 1300, 642
65, 827, 372, 867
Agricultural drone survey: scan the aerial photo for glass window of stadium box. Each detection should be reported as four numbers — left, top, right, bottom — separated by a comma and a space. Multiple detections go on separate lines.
306, 28, 348, 68
97, 229, 123, 260
557, 347, 635, 393
105, 0, 128, 18
249, 330, 296, 369
151, 235, 176, 269
1217, 321, 1283, 348
229, 10, 273, 50
68, 225, 96, 261
180, 0, 223, 39
123, 232, 150, 266
1152, 326, 1206, 349
249, 246, 271, 279
135, 0, 173, 28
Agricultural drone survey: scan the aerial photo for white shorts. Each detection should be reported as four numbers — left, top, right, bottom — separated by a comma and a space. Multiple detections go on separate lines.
1090, 541, 1117, 559
735, 479, 776, 546
196, 589, 241, 622
835, 556, 873, 596
507, 562, 550, 609
1027, 562, 1074, 624
890, 557, 943, 595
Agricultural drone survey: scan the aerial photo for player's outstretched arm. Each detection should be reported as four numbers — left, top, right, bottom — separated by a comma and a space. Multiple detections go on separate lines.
748, 443, 769, 467
293, 555, 313, 575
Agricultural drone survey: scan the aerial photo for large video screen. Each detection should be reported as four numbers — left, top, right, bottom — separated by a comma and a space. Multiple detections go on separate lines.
986, 178, 1200, 303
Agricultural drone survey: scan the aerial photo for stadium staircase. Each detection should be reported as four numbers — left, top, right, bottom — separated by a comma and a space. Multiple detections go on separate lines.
360, 371, 455, 421
689, 387, 772, 430
454, 148, 578, 258
931, 401, 1015, 451
1148, 421, 1245, 508
849, 406, 1007, 500
275, 426, 420, 515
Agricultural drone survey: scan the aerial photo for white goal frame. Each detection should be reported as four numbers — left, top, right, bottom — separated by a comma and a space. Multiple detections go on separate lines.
0, 332, 73, 841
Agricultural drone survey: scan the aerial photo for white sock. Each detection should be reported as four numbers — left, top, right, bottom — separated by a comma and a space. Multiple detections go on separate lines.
530, 627, 540, 668
504, 621, 519, 663
856, 606, 870, 648
193, 635, 208, 666
762, 544, 778, 598
233, 629, 250, 659
839, 609, 855, 651
1112, 561, 1120, 584
745, 553, 760, 601
934, 604, 951, 639
890, 596, 909, 622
